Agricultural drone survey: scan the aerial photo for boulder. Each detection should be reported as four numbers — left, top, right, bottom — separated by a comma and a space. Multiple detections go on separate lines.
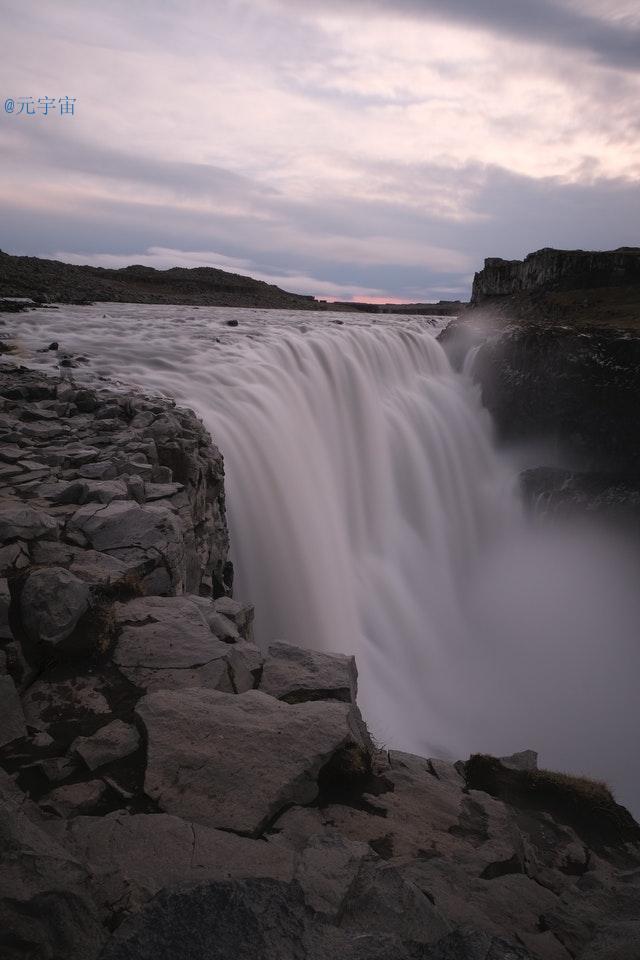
259, 640, 357, 704
113, 596, 231, 691
66, 501, 186, 592
71, 720, 140, 771
42, 780, 107, 817
0, 502, 58, 541
20, 566, 90, 650
59, 812, 294, 918
0, 798, 105, 960
136, 688, 368, 836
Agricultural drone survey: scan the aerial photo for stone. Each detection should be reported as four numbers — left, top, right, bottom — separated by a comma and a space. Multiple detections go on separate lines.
60, 812, 294, 918
259, 640, 357, 704
42, 780, 107, 817
0, 797, 106, 960
0, 575, 11, 640
22, 676, 110, 726
0, 674, 27, 746
126, 474, 146, 503
227, 640, 264, 692
20, 566, 90, 649
0, 502, 58, 541
113, 596, 231, 691
66, 500, 186, 592
136, 688, 368, 836
499, 749, 538, 772
99, 876, 452, 960
213, 595, 254, 640
71, 719, 140, 771
79, 459, 118, 480
37, 757, 78, 783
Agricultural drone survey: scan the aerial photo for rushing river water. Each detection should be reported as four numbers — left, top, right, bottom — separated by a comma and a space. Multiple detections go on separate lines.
6, 304, 640, 811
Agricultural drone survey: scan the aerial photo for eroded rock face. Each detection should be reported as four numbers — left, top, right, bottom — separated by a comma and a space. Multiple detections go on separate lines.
471, 247, 640, 303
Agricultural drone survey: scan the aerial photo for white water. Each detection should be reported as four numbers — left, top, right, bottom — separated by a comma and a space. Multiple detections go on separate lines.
6, 305, 640, 811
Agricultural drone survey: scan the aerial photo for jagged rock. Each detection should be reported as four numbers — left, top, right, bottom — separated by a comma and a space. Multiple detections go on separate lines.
0, 674, 27, 746
113, 596, 231, 691
0, 502, 58, 541
56, 812, 294, 919
99, 875, 460, 960
259, 640, 357, 704
66, 501, 186, 592
213, 595, 254, 640
226, 640, 264, 692
293, 830, 373, 915
136, 688, 369, 836
71, 720, 140, 771
20, 566, 91, 650
0, 794, 106, 960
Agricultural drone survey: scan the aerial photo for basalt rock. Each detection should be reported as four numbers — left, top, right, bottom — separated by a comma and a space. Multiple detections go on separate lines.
1, 363, 640, 960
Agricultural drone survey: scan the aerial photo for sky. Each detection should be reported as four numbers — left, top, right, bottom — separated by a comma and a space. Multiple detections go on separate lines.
1, 0, 639, 302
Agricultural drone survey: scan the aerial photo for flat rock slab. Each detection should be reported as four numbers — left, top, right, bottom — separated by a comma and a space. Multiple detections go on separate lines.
58, 812, 294, 916
136, 689, 364, 836
259, 640, 357, 704
114, 596, 231, 691
0, 502, 59, 542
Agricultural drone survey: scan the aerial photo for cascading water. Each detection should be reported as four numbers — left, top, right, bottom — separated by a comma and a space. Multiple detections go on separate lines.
9, 305, 640, 811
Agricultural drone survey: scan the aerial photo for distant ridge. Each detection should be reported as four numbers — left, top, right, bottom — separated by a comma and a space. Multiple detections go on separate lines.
0, 250, 320, 310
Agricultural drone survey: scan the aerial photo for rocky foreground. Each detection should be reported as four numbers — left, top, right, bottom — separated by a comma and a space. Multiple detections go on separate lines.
2, 362, 640, 960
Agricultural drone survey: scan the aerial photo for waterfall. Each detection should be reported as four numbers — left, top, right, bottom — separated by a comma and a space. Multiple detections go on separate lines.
13, 305, 640, 809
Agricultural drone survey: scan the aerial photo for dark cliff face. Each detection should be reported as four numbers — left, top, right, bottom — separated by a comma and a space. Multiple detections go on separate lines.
471, 247, 640, 304
472, 326, 640, 475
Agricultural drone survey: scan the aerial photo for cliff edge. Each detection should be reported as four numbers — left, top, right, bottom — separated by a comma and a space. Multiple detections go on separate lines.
1, 362, 639, 960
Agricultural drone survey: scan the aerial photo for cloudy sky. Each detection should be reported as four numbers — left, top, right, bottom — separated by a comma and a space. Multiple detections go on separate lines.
1, 0, 639, 302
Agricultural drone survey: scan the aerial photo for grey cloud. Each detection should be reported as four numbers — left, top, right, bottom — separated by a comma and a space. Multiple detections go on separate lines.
276, 0, 640, 72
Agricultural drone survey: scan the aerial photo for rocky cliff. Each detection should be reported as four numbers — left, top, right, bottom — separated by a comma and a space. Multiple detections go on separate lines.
2, 362, 640, 960
469, 247, 640, 330
472, 247, 640, 301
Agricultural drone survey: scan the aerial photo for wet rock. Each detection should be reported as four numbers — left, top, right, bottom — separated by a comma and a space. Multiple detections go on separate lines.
20, 566, 90, 650
136, 688, 368, 836
71, 720, 140, 771
0, 796, 106, 960
259, 640, 357, 704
